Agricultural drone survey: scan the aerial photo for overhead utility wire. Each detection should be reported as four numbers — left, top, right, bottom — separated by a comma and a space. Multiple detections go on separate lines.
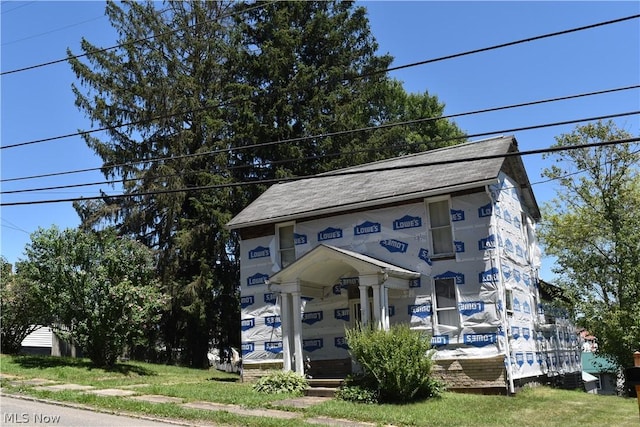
2, 136, 638, 207
2, 104, 638, 186
355, 14, 640, 79
0, 1, 275, 76
1, 81, 636, 152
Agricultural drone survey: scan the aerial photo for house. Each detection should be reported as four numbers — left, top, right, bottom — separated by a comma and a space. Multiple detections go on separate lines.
581, 345, 620, 395
227, 136, 582, 394
20, 325, 81, 358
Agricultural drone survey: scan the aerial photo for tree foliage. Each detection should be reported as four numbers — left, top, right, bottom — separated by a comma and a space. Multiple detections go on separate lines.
539, 120, 640, 373
67, 0, 464, 367
0, 257, 51, 354
17, 227, 166, 367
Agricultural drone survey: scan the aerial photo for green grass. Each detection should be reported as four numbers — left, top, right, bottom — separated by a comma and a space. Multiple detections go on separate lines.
1, 354, 638, 426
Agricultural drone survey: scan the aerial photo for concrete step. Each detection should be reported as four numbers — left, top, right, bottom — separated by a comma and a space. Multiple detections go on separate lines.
305, 386, 338, 397
308, 378, 344, 388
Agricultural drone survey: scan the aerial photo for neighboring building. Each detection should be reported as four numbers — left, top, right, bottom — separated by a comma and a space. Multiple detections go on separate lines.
227, 136, 582, 394
582, 346, 619, 395
20, 325, 81, 358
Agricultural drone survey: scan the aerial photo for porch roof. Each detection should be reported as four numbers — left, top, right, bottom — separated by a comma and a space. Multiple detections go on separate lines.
266, 244, 421, 295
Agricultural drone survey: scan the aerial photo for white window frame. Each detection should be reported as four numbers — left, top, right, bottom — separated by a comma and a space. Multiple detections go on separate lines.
276, 222, 296, 269
434, 277, 459, 327
425, 196, 454, 257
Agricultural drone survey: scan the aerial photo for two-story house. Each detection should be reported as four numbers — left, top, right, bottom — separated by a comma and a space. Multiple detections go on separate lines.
226, 135, 582, 394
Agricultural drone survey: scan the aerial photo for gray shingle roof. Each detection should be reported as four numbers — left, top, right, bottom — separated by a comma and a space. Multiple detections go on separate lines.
227, 136, 539, 229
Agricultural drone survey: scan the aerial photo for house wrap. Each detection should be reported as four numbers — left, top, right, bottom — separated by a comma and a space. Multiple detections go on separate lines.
227, 136, 581, 393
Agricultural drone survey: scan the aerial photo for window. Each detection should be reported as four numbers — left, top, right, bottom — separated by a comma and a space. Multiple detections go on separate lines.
434, 277, 458, 327
427, 198, 453, 256
505, 289, 514, 316
277, 223, 295, 268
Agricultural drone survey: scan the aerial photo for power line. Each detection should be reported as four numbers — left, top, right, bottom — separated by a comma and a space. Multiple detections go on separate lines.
2, 137, 638, 207
355, 14, 640, 80
0, 1, 275, 76
3, 82, 637, 151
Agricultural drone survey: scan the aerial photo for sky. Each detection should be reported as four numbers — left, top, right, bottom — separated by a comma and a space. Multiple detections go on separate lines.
1, 1, 639, 283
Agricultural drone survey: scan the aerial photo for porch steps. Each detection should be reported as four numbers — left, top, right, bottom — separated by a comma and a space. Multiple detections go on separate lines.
305, 378, 344, 397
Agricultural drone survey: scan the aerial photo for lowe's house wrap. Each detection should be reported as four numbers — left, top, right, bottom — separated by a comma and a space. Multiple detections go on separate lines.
227, 136, 582, 393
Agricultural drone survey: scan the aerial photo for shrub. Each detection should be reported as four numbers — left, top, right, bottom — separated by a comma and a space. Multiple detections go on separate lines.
252, 370, 308, 395
336, 381, 379, 404
345, 323, 444, 403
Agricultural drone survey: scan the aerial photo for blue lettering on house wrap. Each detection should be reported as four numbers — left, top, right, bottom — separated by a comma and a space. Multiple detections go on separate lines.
515, 244, 524, 259
512, 326, 520, 339
418, 248, 432, 265
265, 315, 281, 328
241, 318, 255, 331
450, 209, 465, 222
522, 327, 531, 340
241, 295, 255, 309
294, 233, 307, 245
504, 238, 514, 254
302, 311, 323, 325
332, 284, 342, 295
247, 273, 269, 286
502, 264, 511, 280
264, 293, 277, 305
478, 203, 492, 218
513, 215, 522, 230
536, 352, 544, 365
341, 277, 358, 286
318, 227, 343, 241
408, 303, 432, 319
522, 301, 531, 314
513, 269, 521, 282
504, 210, 512, 224
303, 339, 323, 352
409, 277, 421, 288
354, 221, 381, 236
478, 234, 496, 250
515, 352, 524, 367
241, 342, 254, 355
459, 301, 485, 316
380, 239, 408, 253
454, 241, 465, 253
248, 246, 270, 259
513, 297, 521, 312
265, 341, 283, 354
431, 335, 449, 347
463, 333, 497, 347
523, 273, 531, 287
526, 352, 535, 366
393, 215, 422, 230
334, 308, 350, 322
479, 267, 499, 283
435, 270, 465, 285
335, 336, 349, 350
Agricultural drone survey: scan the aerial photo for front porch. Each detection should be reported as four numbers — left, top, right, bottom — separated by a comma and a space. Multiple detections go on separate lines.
266, 244, 421, 376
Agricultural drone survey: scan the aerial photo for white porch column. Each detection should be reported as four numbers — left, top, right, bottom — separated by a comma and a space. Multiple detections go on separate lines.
382, 286, 390, 330
280, 292, 292, 371
358, 284, 370, 326
291, 291, 304, 375
371, 284, 382, 330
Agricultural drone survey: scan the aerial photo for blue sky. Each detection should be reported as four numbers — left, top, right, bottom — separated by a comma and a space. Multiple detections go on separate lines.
1, 1, 639, 282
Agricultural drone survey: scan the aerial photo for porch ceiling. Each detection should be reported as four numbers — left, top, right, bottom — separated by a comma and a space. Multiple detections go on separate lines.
267, 244, 421, 290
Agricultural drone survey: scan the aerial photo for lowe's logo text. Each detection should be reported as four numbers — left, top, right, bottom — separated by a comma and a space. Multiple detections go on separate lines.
334, 308, 350, 321
248, 246, 270, 259
241, 318, 255, 331
294, 233, 307, 245
241, 343, 254, 355
450, 209, 465, 222
463, 333, 497, 347
240, 295, 254, 309
302, 311, 323, 325
478, 234, 496, 251
264, 292, 277, 304
265, 315, 282, 328
303, 339, 323, 352
478, 203, 492, 218
354, 221, 381, 235
265, 341, 283, 353
409, 303, 432, 318
435, 271, 465, 285
431, 335, 449, 347
247, 273, 269, 286
393, 215, 422, 230
459, 301, 485, 316
318, 227, 343, 241
418, 248, 432, 265
479, 267, 499, 283
335, 337, 349, 350
380, 239, 408, 253
409, 277, 421, 288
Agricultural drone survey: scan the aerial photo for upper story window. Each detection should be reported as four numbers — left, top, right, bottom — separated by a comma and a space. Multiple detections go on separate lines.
277, 223, 296, 268
427, 198, 454, 256
434, 277, 459, 327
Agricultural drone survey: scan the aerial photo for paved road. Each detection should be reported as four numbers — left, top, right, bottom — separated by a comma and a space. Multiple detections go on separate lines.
0, 395, 199, 427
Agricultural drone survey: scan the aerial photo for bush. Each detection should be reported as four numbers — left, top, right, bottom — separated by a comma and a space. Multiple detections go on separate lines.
345, 323, 444, 403
336, 381, 379, 404
252, 370, 308, 395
